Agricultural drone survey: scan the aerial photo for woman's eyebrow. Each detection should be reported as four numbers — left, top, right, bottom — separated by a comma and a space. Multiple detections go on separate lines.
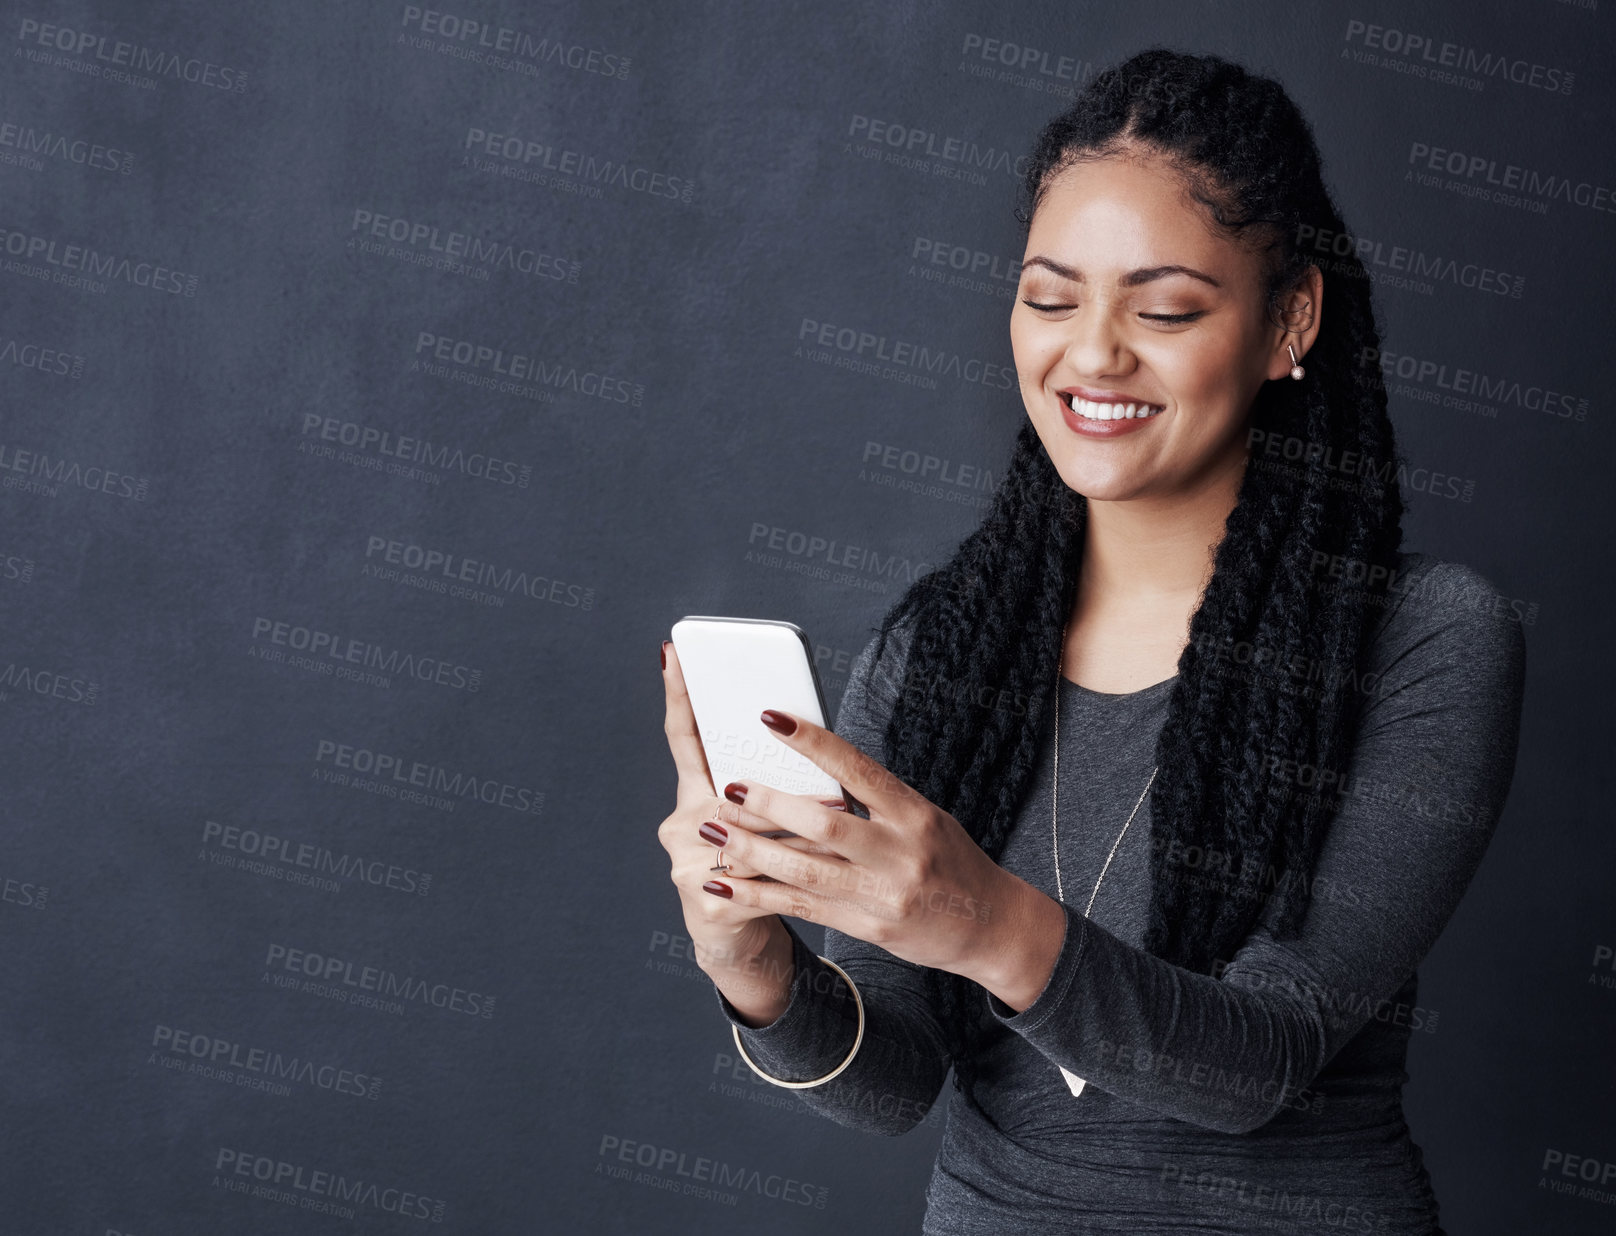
1020, 255, 1222, 289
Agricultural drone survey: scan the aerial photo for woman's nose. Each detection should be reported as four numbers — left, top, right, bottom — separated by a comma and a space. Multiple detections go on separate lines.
1061, 301, 1130, 377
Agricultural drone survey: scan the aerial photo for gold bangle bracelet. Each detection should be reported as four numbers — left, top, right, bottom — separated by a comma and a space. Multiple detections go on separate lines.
730, 954, 865, 1089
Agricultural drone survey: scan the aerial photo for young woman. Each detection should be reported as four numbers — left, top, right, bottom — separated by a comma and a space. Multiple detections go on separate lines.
658, 48, 1525, 1235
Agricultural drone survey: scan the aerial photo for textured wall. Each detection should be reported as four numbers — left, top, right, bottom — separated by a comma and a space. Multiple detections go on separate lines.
1, 1, 1611, 1232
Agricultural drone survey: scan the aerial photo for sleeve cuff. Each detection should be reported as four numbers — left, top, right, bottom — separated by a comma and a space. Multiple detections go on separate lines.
983, 900, 1089, 1032
711, 920, 862, 1082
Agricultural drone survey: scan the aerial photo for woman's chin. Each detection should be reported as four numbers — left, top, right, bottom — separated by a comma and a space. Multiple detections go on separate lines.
1049, 459, 1153, 503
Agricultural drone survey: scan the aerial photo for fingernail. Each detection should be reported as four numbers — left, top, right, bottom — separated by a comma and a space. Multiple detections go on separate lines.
760, 709, 796, 736
819, 798, 847, 811
698, 821, 727, 846
660, 640, 670, 670
723, 781, 747, 805
702, 880, 732, 898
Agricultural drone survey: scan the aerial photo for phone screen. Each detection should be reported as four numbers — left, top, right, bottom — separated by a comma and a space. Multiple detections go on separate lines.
670, 616, 848, 817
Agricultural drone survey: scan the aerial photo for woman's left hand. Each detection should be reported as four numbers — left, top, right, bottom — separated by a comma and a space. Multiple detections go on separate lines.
699, 708, 1064, 1008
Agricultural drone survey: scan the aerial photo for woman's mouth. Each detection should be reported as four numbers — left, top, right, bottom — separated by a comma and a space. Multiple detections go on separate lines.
1060, 392, 1166, 420
1057, 390, 1166, 438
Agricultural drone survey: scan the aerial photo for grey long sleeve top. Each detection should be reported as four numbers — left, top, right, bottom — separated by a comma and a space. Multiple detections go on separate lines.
710, 551, 1527, 1235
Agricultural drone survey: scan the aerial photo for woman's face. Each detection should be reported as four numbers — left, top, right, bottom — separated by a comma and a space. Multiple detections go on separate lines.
1010, 152, 1312, 503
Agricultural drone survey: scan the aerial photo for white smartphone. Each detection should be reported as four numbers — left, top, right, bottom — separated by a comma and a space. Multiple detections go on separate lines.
670, 615, 860, 825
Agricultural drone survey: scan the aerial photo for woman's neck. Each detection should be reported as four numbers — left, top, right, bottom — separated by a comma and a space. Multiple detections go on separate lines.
1061, 459, 1245, 691
1080, 464, 1243, 604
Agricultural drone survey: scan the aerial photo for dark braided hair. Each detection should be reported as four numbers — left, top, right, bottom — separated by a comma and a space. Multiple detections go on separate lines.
861, 48, 1406, 1109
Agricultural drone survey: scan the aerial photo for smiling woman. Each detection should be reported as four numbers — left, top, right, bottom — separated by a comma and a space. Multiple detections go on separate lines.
657, 46, 1525, 1236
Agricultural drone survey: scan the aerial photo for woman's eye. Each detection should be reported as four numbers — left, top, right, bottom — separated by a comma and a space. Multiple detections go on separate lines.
1020, 299, 1203, 323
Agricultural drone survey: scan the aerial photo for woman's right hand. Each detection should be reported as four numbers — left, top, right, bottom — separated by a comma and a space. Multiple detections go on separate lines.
656, 639, 831, 1024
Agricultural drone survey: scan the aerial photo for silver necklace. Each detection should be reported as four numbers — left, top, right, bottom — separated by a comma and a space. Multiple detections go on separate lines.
1051, 625, 1157, 1097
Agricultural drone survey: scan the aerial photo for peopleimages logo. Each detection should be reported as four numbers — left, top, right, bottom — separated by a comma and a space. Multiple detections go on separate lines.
910, 235, 1022, 286
1, 869, 47, 910
958, 32, 1098, 90
398, 5, 630, 80
596, 1135, 830, 1209
846, 113, 1031, 181
1210, 958, 1441, 1034
349, 208, 580, 280
0, 552, 35, 585
1294, 223, 1523, 299
796, 316, 1017, 390
250, 614, 484, 692
149, 1024, 381, 1100
298, 412, 534, 490
262, 943, 495, 1019
0, 440, 149, 501
15, 17, 250, 92
460, 126, 693, 204
200, 818, 432, 897
0, 658, 98, 705
745, 521, 940, 589
312, 738, 546, 816
1342, 19, 1575, 95
1358, 347, 1589, 422
1538, 1148, 1616, 1205
412, 331, 643, 405
0, 225, 200, 295
0, 118, 132, 173
361, 533, 596, 609
1406, 140, 1616, 217
212, 1147, 447, 1222
0, 334, 85, 378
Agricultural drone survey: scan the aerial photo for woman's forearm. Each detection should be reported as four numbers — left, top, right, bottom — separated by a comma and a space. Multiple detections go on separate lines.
697, 915, 796, 1028
709, 867, 1066, 1030
954, 870, 1068, 1013
713, 922, 954, 1136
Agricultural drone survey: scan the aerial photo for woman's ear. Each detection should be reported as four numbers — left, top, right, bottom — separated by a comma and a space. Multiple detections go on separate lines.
1266, 263, 1324, 382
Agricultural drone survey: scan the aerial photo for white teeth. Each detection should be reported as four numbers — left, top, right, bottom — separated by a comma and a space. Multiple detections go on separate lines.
1066, 395, 1164, 421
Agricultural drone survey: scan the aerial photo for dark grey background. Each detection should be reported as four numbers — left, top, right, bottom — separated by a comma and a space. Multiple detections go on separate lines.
1, 1, 1611, 1232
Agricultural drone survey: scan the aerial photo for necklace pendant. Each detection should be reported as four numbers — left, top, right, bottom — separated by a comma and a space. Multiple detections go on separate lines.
1058, 1065, 1087, 1097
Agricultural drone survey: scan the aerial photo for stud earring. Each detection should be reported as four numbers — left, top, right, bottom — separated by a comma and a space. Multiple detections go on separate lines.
1287, 343, 1305, 380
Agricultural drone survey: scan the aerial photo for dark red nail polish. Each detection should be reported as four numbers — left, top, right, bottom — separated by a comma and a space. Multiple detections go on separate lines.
760, 709, 796, 736
702, 880, 732, 898
723, 781, 747, 805
699, 821, 727, 846
819, 798, 847, 811
660, 640, 669, 670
